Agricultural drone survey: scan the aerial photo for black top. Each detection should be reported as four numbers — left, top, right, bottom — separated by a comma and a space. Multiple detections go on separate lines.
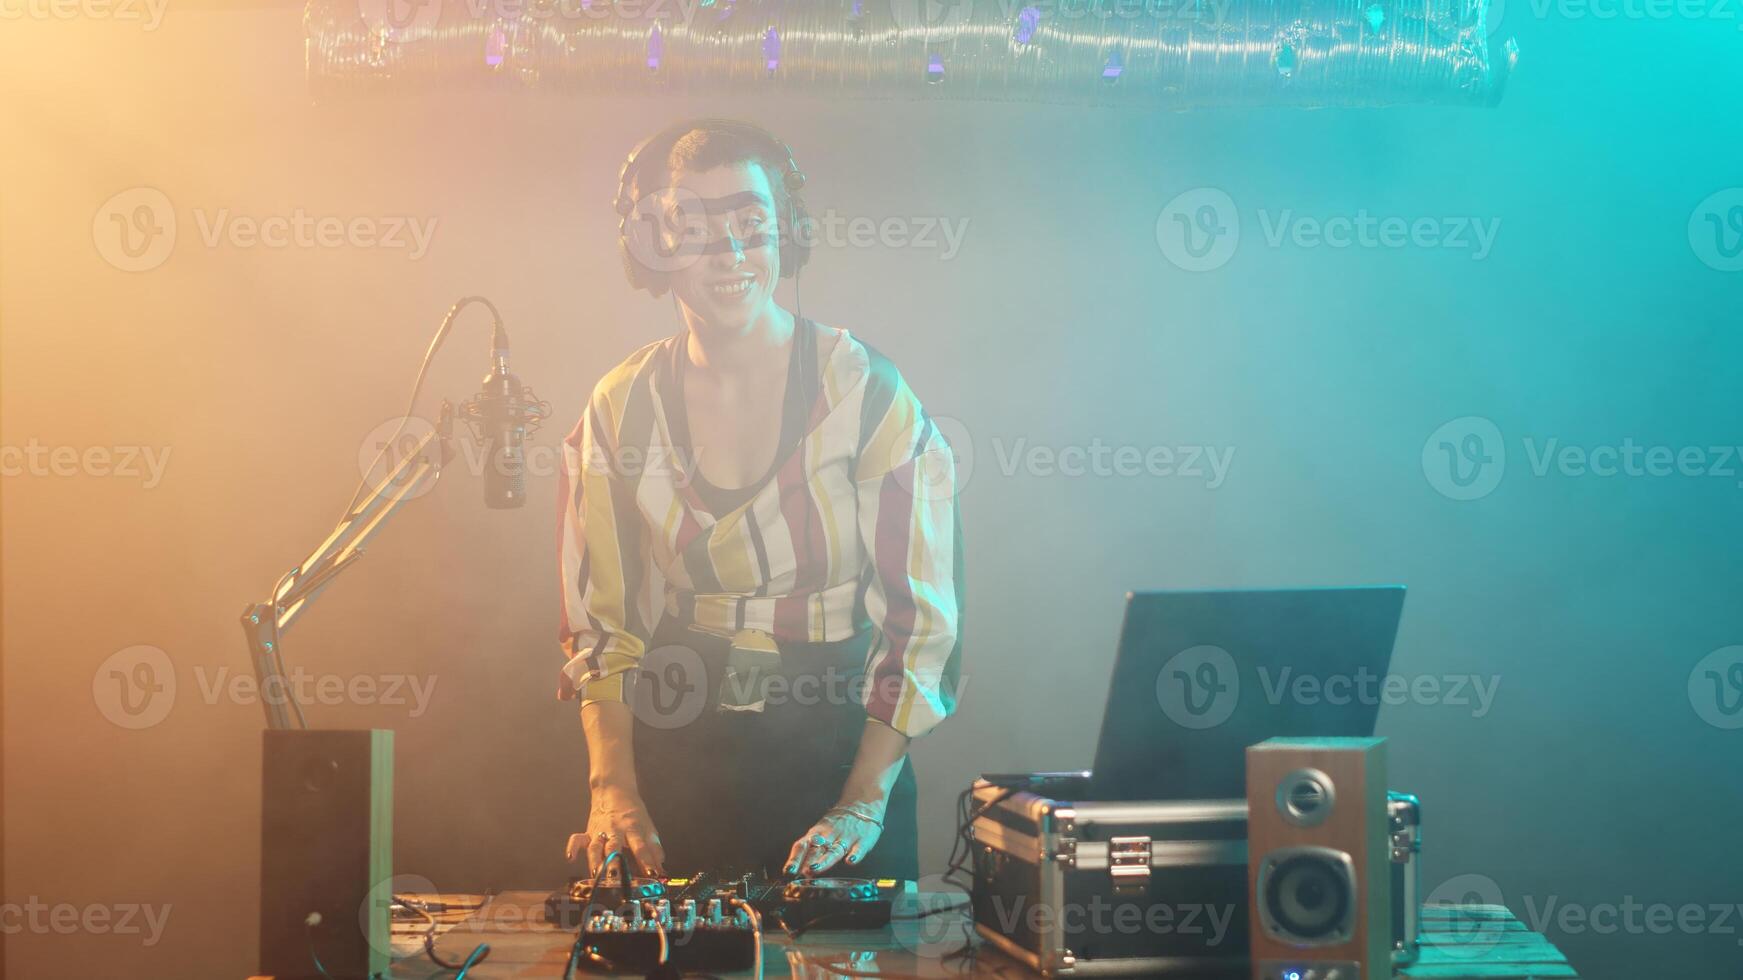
668, 318, 817, 516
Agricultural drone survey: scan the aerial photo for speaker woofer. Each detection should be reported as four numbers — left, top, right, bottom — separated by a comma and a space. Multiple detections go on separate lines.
1256, 846, 1356, 946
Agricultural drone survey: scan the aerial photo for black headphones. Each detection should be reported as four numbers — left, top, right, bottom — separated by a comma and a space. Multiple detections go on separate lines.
614, 118, 811, 295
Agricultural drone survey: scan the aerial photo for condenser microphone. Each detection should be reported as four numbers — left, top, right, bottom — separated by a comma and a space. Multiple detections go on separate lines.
478, 323, 527, 510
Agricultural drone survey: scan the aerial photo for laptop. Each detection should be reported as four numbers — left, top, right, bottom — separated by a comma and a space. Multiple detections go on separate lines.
1087, 587, 1407, 801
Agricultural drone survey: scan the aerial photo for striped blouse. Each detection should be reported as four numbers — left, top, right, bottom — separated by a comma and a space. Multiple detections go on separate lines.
557, 322, 964, 739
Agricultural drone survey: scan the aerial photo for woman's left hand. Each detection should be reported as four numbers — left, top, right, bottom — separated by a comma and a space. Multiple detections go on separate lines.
784, 799, 886, 877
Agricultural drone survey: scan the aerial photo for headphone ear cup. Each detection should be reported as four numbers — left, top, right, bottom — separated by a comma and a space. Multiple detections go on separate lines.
619, 212, 671, 296
619, 234, 644, 291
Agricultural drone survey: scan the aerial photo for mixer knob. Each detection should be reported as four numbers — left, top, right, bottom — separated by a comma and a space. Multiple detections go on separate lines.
705, 898, 724, 924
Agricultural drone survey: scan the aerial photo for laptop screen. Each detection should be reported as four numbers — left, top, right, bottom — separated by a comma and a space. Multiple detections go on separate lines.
1088, 587, 1406, 802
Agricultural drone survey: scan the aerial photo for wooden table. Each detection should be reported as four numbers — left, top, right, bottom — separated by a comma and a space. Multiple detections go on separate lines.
255, 893, 1577, 979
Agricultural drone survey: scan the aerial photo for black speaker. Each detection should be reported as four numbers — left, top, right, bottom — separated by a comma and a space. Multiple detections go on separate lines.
260, 730, 393, 980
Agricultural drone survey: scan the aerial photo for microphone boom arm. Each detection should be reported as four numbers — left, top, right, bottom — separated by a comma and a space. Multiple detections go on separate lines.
240, 401, 456, 731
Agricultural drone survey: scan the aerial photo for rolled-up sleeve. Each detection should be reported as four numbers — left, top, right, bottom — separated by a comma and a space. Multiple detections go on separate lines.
853, 376, 964, 739
557, 392, 648, 709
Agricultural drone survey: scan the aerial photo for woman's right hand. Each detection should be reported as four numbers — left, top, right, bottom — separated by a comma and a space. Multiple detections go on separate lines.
566, 788, 666, 878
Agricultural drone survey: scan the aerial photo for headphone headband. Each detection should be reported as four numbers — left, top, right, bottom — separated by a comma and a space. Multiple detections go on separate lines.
614, 118, 806, 218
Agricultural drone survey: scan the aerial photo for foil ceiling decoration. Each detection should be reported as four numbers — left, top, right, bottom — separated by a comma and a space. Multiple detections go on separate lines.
307, 0, 1516, 107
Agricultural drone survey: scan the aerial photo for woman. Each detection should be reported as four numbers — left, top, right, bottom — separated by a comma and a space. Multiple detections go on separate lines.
556, 119, 964, 882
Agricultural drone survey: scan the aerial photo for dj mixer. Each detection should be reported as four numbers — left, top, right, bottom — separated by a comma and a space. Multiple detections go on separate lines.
546, 870, 906, 973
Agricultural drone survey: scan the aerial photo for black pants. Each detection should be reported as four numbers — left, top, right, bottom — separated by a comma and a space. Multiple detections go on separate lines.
621, 618, 919, 881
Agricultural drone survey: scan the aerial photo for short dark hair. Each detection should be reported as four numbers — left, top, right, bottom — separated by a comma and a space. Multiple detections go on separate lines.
635, 122, 794, 223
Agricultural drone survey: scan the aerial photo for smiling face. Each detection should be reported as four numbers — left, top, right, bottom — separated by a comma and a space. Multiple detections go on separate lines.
658, 161, 784, 338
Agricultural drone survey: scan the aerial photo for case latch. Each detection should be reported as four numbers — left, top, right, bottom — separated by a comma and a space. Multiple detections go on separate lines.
1108, 836, 1152, 895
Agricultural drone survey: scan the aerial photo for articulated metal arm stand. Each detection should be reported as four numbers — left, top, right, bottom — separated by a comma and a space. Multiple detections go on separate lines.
240, 403, 455, 730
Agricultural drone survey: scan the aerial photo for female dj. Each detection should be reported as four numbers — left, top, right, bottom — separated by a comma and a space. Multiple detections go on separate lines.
556, 119, 964, 883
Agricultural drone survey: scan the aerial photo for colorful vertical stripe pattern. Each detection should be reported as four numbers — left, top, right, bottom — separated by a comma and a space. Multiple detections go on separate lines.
557, 323, 963, 739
